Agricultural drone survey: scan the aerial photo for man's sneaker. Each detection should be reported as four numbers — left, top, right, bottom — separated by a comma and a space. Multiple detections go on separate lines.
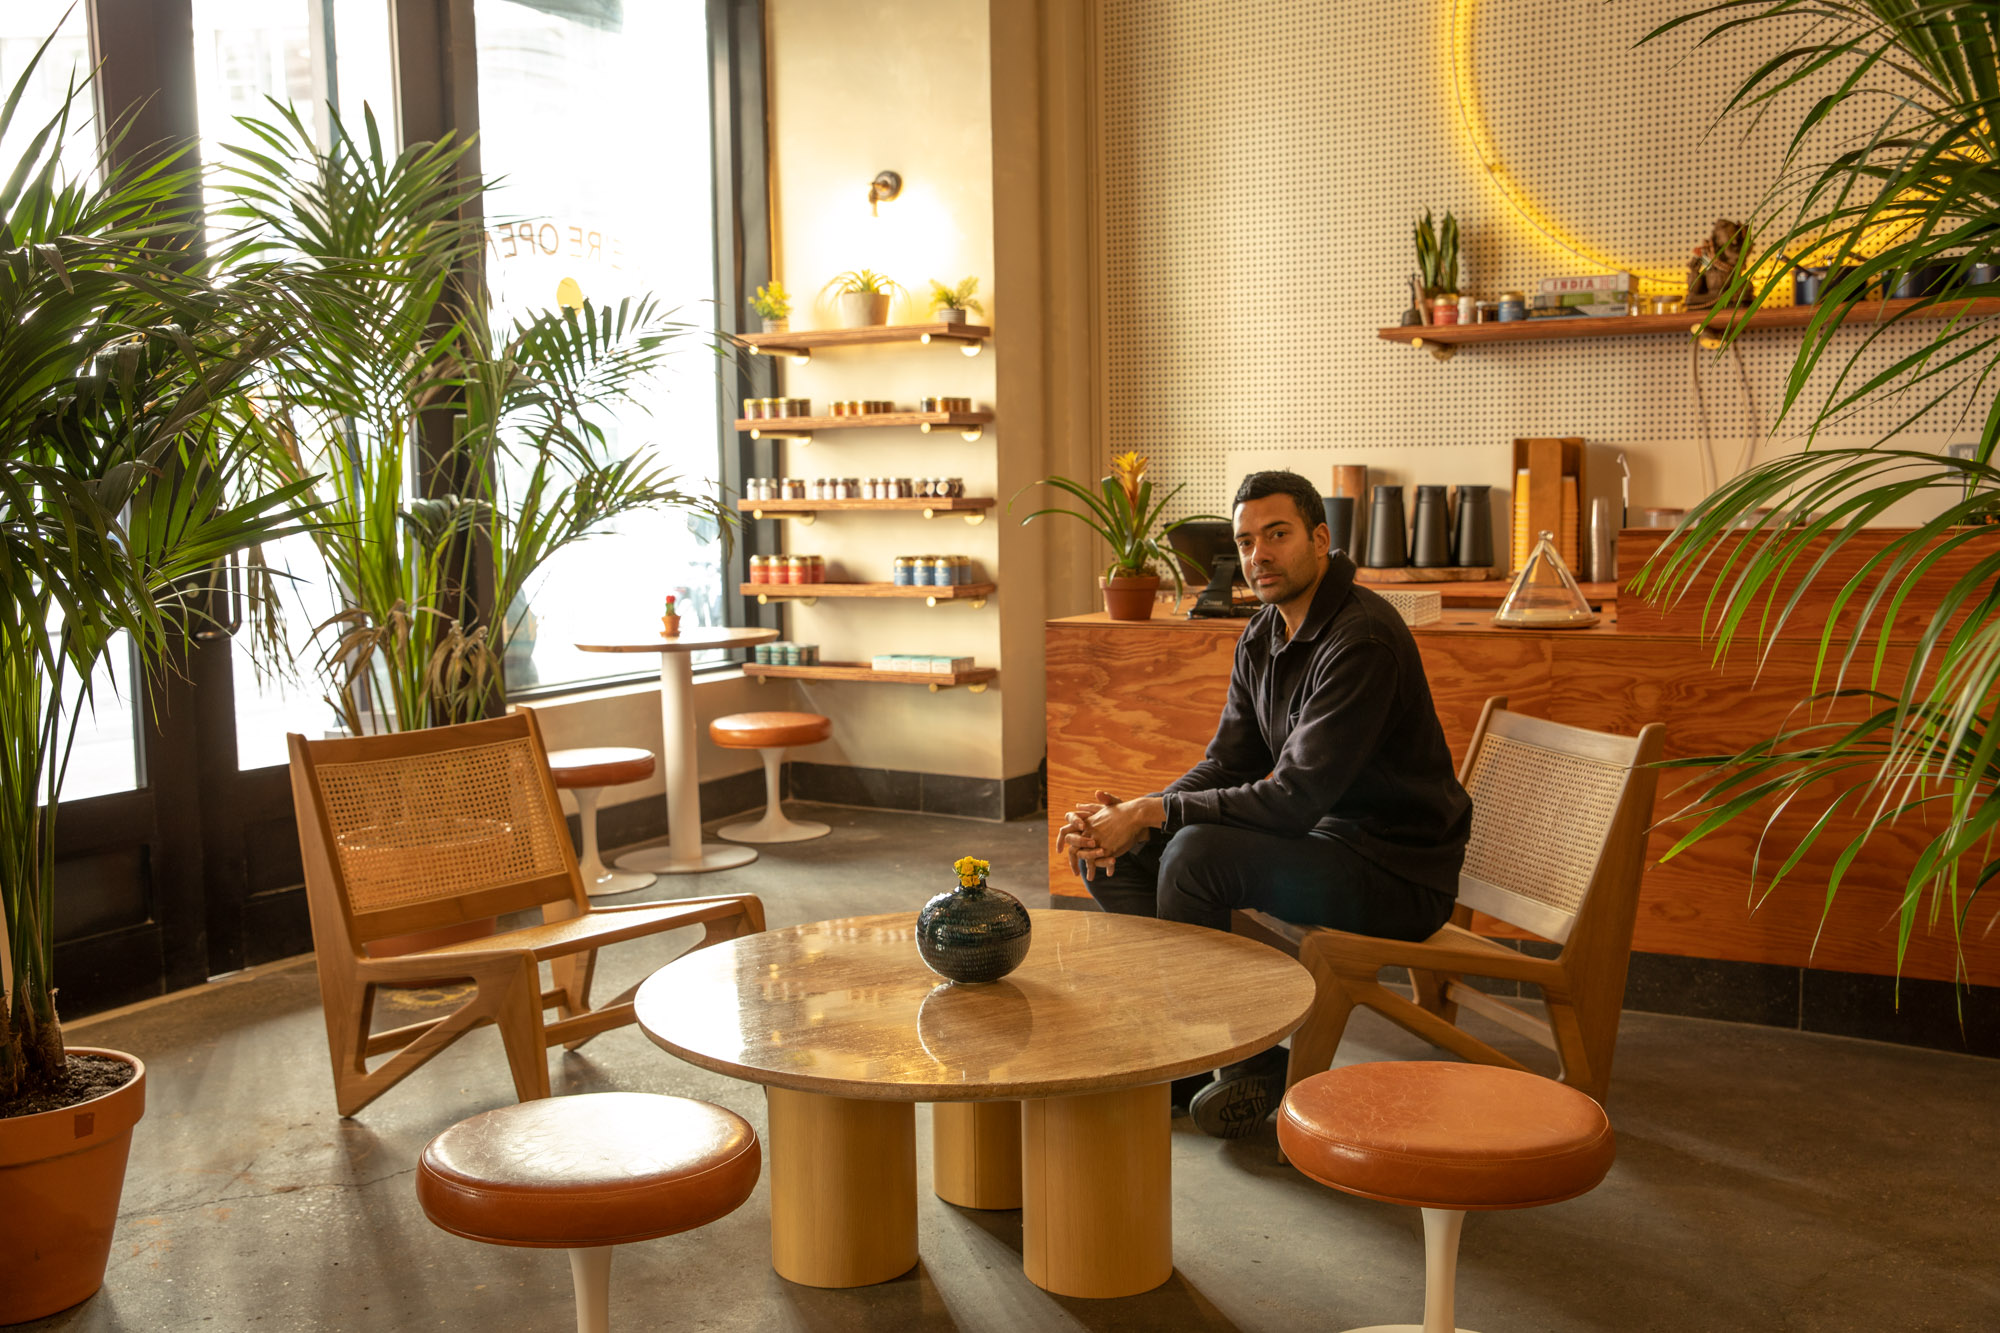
1188, 1046, 1289, 1139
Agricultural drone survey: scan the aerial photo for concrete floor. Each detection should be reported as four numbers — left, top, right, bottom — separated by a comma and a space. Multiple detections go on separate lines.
30, 804, 2000, 1332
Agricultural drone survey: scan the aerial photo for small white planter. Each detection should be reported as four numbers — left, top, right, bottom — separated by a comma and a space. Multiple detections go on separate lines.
936, 307, 968, 326
837, 291, 890, 328
760, 317, 788, 333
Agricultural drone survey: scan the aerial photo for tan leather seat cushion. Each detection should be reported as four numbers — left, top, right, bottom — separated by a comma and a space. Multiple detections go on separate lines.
1278, 1062, 1613, 1211
545, 747, 656, 790
417, 1093, 760, 1248
708, 711, 831, 750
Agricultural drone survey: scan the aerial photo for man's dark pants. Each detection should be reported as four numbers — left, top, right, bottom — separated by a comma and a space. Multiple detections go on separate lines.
1083, 824, 1455, 941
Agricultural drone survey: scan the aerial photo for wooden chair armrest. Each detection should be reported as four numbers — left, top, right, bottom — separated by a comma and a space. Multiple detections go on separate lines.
1304, 924, 1564, 986
349, 947, 527, 985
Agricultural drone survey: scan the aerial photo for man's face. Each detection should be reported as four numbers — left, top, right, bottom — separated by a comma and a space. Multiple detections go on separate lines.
1232, 494, 1328, 605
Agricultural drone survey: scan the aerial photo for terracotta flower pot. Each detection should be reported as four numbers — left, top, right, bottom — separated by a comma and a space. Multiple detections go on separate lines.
837, 291, 890, 328
0, 1047, 147, 1323
1100, 572, 1162, 621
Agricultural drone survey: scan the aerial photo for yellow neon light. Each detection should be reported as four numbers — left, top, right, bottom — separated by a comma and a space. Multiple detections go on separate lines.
1448, 0, 1680, 293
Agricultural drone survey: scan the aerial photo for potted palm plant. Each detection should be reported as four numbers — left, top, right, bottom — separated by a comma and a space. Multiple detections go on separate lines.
1016, 452, 1223, 621
221, 104, 732, 733
824, 269, 901, 328
751, 280, 791, 333
928, 276, 985, 327
1631, 1, 2000, 991
0, 49, 316, 1322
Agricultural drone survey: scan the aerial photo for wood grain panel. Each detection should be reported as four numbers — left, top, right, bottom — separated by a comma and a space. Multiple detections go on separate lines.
1045, 621, 1244, 895
1044, 608, 2000, 987
1618, 527, 1992, 646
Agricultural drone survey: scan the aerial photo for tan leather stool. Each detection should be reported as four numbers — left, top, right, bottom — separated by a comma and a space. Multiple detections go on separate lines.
707, 712, 832, 843
1278, 1062, 1615, 1333
418, 1092, 761, 1333
547, 748, 657, 897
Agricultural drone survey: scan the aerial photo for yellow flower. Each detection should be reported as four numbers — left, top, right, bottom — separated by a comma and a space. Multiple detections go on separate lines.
952, 855, 990, 887
1110, 451, 1147, 510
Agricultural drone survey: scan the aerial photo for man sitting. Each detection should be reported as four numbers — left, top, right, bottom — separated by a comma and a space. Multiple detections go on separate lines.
1059, 469, 1472, 1137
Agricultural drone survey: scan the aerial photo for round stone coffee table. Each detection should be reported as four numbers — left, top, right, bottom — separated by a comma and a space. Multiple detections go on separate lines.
634, 910, 1313, 1298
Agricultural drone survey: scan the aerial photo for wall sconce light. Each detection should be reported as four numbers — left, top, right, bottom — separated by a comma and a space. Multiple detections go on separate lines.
868, 170, 902, 217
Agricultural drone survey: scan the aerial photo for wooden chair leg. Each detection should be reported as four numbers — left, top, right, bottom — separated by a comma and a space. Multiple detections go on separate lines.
1284, 952, 1365, 1092
488, 956, 554, 1103
1410, 966, 1460, 1025
1544, 996, 1607, 1103
550, 948, 599, 1049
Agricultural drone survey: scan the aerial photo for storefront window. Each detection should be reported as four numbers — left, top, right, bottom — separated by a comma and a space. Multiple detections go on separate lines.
475, 0, 724, 691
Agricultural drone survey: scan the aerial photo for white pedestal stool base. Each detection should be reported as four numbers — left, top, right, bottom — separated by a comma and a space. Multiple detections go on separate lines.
717, 747, 830, 844
571, 788, 658, 898
615, 843, 758, 874
1341, 1208, 1476, 1333
568, 1246, 613, 1333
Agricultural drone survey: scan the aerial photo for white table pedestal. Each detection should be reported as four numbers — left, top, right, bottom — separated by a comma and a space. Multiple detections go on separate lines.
575, 626, 778, 877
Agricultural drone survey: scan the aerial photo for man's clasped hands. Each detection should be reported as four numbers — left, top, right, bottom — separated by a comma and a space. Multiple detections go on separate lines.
1056, 790, 1167, 881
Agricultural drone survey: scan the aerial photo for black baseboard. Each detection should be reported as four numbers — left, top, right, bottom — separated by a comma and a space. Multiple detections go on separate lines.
786, 761, 1045, 822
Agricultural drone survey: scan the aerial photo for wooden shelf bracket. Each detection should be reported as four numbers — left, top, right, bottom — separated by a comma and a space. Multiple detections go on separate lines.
748, 427, 813, 443
918, 421, 984, 441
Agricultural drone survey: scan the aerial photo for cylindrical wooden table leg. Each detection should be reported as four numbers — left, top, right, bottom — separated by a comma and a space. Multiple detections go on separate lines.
932, 1101, 1022, 1209
1021, 1082, 1172, 1298
765, 1087, 917, 1287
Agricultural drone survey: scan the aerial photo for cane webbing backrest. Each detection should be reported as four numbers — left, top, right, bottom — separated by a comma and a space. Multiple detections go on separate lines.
315, 736, 570, 916
1458, 720, 1634, 946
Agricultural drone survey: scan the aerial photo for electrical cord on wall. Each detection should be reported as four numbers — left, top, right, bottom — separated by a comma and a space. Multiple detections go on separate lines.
1691, 342, 1762, 494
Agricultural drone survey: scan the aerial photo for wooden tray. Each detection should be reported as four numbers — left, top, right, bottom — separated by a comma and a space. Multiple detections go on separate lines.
1355, 565, 1505, 584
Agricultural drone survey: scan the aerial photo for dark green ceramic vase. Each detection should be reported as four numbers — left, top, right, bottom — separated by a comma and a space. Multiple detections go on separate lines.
916, 879, 1032, 983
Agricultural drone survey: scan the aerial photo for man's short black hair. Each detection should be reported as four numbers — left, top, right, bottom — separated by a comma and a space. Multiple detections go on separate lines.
1233, 470, 1325, 531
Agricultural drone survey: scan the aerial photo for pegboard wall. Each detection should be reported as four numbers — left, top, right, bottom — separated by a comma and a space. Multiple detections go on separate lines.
1098, 0, 1983, 522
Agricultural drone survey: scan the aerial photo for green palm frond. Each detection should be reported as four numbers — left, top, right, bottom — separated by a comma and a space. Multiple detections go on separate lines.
1631, 3, 2000, 992
1, 39, 321, 1099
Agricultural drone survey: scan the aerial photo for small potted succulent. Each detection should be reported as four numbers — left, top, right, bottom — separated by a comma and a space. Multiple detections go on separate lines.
824, 269, 902, 328
928, 276, 985, 327
751, 279, 791, 333
1015, 452, 1223, 621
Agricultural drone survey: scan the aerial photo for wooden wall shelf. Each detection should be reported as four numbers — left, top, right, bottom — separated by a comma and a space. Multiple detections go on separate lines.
737, 411, 992, 442
742, 581, 994, 608
738, 323, 992, 360
738, 497, 995, 525
1377, 296, 2000, 349
745, 661, 996, 692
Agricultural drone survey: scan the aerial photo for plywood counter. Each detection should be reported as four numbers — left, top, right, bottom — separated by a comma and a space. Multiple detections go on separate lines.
1045, 534, 1999, 989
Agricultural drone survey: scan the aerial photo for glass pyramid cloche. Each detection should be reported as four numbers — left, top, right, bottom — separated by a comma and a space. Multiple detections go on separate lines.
1493, 530, 1600, 629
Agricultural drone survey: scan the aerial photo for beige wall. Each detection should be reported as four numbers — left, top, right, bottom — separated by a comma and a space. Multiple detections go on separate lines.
763, 0, 1046, 781
1090, 0, 1967, 549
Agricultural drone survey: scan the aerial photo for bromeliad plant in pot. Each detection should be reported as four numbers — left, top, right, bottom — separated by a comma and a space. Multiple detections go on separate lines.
1630, 1, 2000, 997
222, 103, 732, 733
824, 268, 902, 328
0, 50, 317, 1322
1016, 452, 1223, 621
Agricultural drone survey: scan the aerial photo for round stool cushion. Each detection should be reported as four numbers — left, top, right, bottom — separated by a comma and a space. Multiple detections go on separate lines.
709, 711, 831, 750
1278, 1062, 1613, 1211
417, 1093, 761, 1248
545, 747, 656, 790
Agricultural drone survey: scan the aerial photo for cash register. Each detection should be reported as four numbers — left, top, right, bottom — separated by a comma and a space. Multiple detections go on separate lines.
1169, 522, 1256, 619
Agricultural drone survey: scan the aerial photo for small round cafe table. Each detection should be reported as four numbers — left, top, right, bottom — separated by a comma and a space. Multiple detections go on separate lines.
575, 625, 779, 874
634, 910, 1314, 1298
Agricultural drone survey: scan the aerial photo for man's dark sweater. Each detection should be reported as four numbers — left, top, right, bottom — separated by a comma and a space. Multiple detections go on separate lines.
1159, 551, 1472, 895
